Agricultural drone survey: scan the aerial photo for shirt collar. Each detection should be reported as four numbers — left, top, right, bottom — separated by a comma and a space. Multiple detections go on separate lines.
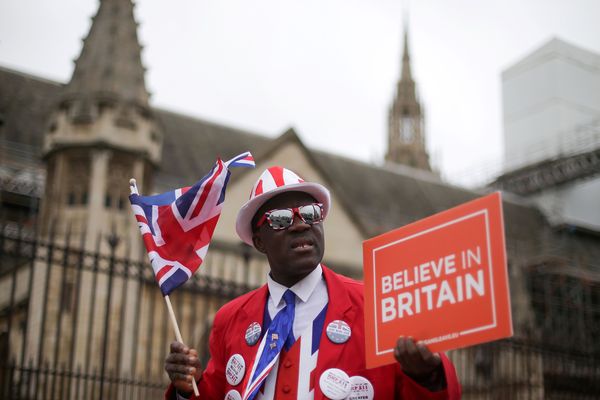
267, 264, 323, 306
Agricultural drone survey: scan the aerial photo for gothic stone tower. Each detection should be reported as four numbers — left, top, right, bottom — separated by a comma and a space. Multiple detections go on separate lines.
41, 0, 162, 253
386, 28, 431, 171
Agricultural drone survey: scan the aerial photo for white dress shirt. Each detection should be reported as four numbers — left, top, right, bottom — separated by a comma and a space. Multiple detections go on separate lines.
266, 264, 329, 341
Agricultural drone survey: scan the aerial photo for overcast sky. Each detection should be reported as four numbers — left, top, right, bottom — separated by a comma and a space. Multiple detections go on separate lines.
1, 0, 599, 186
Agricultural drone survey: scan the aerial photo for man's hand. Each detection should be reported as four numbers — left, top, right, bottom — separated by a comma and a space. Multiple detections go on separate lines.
394, 336, 445, 390
165, 341, 202, 396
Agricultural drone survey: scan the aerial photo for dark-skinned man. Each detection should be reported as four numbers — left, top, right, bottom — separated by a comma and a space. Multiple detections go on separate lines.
165, 166, 461, 400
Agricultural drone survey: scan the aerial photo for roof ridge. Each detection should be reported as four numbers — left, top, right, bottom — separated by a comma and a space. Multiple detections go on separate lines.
311, 147, 446, 186
0, 64, 64, 87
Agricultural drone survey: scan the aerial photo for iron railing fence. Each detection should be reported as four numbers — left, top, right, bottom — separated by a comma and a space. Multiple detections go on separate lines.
453, 338, 600, 399
0, 361, 165, 400
0, 221, 259, 399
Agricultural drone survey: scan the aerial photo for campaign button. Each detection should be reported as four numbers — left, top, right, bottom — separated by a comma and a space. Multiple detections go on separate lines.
319, 368, 351, 399
346, 376, 374, 400
245, 322, 261, 346
326, 320, 351, 344
224, 389, 242, 400
225, 354, 245, 386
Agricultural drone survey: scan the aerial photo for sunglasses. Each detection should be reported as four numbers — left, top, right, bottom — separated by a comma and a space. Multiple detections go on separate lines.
256, 203, 324, 230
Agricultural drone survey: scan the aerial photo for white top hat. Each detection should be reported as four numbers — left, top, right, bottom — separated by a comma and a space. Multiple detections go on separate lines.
235, 166, 331, 246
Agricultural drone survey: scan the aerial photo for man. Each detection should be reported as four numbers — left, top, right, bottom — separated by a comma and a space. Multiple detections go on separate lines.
165, 166, 461, 399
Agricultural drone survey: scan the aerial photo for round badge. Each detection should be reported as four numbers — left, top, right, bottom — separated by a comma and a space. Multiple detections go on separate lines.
347, 376, 374, 400
224, 389, 242, 400
319, 368, 351, 399
326, 320, 351, 344
245, 322, 262, 346
225, 354, 245, 386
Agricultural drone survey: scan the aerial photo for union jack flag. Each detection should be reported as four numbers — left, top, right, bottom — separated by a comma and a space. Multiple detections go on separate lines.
129, 152, 255, 296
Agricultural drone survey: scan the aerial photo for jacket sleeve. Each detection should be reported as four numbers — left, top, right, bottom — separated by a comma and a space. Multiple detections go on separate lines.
165, 312, 228, 400
395, 353, 462, 399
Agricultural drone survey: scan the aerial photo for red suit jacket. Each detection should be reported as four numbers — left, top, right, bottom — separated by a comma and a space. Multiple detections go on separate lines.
166, 266, 461, 399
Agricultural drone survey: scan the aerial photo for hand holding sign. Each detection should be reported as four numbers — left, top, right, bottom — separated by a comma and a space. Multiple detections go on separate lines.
363, 192, 513, 369
394, 336, 441, 378
393, 336, 448, 391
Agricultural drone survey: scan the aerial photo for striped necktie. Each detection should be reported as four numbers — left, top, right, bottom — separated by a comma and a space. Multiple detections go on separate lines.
246, 289, 296, 400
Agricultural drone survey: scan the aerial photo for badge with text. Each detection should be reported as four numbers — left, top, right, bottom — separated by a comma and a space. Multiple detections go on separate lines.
224, 389, 242, 400
225, 354, 245, 386
319, 368, 351, 399
347, 376, 374, 400
363, 192, 513, 368
326, 320, 351, 344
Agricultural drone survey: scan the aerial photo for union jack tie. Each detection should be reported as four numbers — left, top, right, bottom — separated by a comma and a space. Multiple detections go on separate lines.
246, 290, 296, 400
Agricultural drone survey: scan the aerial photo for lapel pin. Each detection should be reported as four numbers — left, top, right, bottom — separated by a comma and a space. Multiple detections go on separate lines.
245, 322, 261, 346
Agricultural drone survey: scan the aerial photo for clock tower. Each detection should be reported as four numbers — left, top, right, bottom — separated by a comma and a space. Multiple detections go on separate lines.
386, 27, 431, 171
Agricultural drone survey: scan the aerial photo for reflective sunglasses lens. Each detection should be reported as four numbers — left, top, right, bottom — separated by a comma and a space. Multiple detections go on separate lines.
299, 204, 322, 223
268, 209, 294, 229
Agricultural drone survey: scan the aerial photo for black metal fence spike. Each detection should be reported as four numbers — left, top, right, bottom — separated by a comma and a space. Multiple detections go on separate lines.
125, 237, 132, 259
107, 232, 120, 249
79, 226, 87, 249
94, 231, 102, 253
65, 222, 73, 248
49, 216, 58, 240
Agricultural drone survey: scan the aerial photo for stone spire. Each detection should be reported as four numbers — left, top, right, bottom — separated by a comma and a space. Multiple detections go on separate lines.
400, 29, 414, 84
63, 0, 149, 111
385, 24, 431, 171
41, 0, 161, 254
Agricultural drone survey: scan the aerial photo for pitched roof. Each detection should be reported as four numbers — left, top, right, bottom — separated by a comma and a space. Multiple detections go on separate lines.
0, 66, 61, 148
3, 65, 598, 267
153, 109, 271, 192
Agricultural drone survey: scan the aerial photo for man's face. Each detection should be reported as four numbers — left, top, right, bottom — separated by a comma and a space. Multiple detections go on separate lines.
252, 191, 325, 287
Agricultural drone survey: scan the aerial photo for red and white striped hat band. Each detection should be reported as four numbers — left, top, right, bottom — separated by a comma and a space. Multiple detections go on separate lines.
235, 166, 331, 246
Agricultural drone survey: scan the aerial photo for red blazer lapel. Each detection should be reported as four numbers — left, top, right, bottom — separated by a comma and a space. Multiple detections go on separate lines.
238, 284, 269, 330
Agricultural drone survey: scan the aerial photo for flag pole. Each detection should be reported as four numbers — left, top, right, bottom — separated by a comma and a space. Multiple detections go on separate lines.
164, 295, 200, 396
130, 179, 200, 397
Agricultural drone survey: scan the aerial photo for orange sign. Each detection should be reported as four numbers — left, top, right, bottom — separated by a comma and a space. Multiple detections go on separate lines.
363, 192, 512, 369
